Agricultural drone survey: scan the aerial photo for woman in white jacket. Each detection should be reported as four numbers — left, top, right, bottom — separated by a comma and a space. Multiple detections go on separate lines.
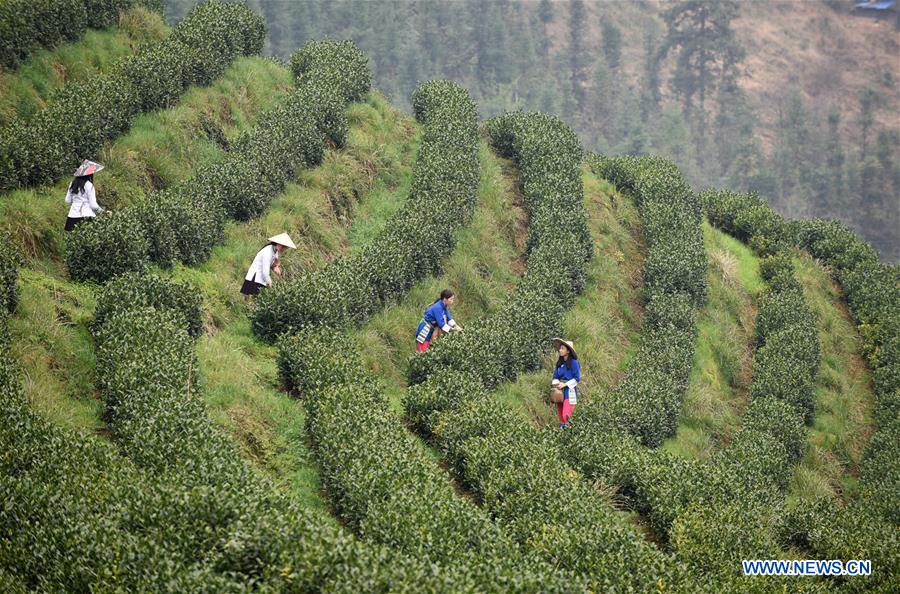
241, 233, 297, 296
64, 160, 104, 232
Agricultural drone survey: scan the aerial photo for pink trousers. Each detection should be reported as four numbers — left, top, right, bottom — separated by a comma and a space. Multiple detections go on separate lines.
557, 398, 575, 424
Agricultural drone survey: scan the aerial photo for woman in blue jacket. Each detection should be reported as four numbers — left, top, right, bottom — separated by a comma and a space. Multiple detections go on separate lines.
415, 289, 463, 352
551, 338, 580, 428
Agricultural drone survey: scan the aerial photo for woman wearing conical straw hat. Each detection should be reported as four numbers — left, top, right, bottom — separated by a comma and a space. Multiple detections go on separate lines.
550, 338, 580, 429
64, 159, 104, 232
241, 233, 296, 297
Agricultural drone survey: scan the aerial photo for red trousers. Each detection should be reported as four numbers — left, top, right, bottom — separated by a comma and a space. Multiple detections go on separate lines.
557, 398, 575, 424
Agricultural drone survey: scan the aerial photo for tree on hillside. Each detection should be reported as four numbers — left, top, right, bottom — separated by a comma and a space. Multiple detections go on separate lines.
601, 19, 622, 72
569, 0, 589, 122
657, 0, 745, 140
772, 88, 815, 217
713, 80, 756, 185
820, 109, 847, 215
857, 87, 877, 161
640, 19, 662, 116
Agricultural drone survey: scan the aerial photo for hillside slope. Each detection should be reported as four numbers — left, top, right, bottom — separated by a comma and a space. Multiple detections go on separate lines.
0, 26, 892, 591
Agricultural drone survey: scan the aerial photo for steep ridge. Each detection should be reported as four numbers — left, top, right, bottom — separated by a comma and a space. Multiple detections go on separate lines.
0, 4, 167, 127
2, 57, 293, 433
0, 0, 162, 70
0, 0, 266, 191
404, 116, 694, 591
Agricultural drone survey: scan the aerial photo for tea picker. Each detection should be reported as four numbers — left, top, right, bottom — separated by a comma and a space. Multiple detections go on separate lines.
241, 233, 296, 297
64, 159, 104, 232
550, 337, 579, 429
414, 289, 463, 352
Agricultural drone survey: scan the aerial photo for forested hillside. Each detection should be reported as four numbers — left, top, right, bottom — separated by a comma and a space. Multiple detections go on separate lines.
164, 0, 900, 261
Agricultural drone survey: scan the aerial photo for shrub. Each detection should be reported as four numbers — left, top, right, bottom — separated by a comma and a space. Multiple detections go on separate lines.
66, 210, 150, 282
277, 328, 589, 591
0, 232, 18, 314
405, 113, 590, 387
0, 1, 160, 69
398, 125, 699, 588
0, 0, 264, 191
68, 39, 370, 283
94, 272, 203, 338
253, 79, 478, 341
290, 39, 371, 103
561, 156, 703, 448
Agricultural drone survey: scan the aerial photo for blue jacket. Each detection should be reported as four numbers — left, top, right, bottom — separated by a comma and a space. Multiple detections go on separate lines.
416, 300, 454, 343
552, 358, 580, 404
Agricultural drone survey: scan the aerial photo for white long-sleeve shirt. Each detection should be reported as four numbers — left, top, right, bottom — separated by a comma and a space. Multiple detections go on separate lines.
65, 181, 102, 218
245, 244, 280, 286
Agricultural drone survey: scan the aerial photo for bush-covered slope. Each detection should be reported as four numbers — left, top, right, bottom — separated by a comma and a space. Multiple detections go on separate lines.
0, 5, 167, 127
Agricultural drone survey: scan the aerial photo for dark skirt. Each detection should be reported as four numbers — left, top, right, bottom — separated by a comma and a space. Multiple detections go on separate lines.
64, 216, 84, 232
240, 274, 266, 296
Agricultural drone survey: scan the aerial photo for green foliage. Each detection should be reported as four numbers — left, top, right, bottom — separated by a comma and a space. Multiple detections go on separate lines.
67, 38, 370, 282
792, 216, 899, 539
0, 0, 264, 191
0, 0, 161, 69
1, 284, 462, 590
0, 232, 18, 314
406, 112, 591, 387
701, 189, 790, 256
277, 328, 587, 591
94, 272, 203, 337
65, 209, 149, 283
407, 376, 693, 591
290, 39, 371, 104
569, 155, 704, 447
396, 118, 696, 588
252, 79, 478, 341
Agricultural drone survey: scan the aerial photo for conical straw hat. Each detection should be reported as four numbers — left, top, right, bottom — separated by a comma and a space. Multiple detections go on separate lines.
268, 233, 296, 249
552, 337, 577, 359
73, 159, 104, 177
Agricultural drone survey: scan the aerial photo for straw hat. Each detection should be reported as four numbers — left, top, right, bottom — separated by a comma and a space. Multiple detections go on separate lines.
73, 159, 104, 177
268, 233, 297, 249
552, 337, 577, 358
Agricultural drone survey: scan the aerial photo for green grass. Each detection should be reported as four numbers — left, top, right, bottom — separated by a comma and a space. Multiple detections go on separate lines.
661, 223, 763, 460
166, 93, 419, 506
5, 87, 418, 511
0, 56, 294, 269
787, 252, 875, 505
0, 7, 168, 127
350, 143, 527, 412
351, 163, 645, 431
484, 166, 645, 428
7, 268, 102, 434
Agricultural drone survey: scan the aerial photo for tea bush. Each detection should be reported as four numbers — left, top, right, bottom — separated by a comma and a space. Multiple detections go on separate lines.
792, 216, 899, 539
0, 0, 264, 191
560, 187, 823, 582
291, 39, 371, 104
400, 122, 699, 588
65, 208, 149, 283
277, 328, 589, 591
94, 272, 203, 338
0, 232, 18, 314
406, 112, 591, 386
0, 0, 161, 70
560, 156, 704, 448
406, 374, 695, 591
86, 282, 488, 590
252, 79, 479, 341
68, 39, 370, 282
